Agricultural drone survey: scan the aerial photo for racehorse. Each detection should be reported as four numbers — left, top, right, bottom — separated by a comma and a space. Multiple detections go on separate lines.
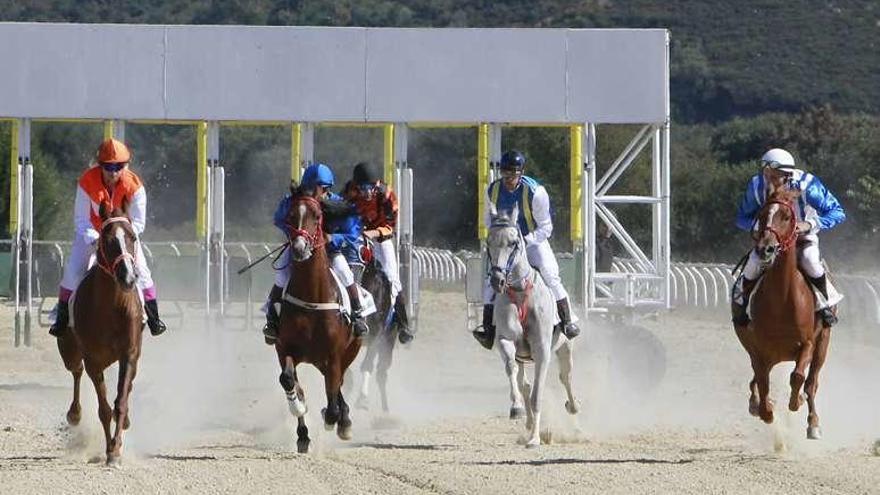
57, 203, 144, 466
733, 187, 831, 439
275, 192, 361, 454
351, 240, 398, 413
486, 204, 580, 448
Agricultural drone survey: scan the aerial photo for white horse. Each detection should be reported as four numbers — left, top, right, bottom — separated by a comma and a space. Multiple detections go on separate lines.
486, 204, 580, 448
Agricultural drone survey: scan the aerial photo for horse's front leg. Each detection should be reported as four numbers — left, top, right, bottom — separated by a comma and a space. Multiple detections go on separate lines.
526, 342, 551, 448
57, 335, 84, 426
109, 355, 138, 466
517, 363, 533, 430
280, 356, 307, 418
498, 338, 525, 420
556, 339, 580, 415
789, 340, 813, 412
322, 359, 342, 431
375, 330, 395, 413
805, 326, 830, 439
84, 362, 114, 464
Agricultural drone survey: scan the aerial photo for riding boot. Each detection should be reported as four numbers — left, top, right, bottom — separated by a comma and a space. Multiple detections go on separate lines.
144, 299, 167, 336
393, 292, 413, 344
472, 304, 495, 350
732, 276, 757, 326
346, 284, 370, 338
807, 274, 839, 327
49, 301, 69, 338
263, 284, 283, 345
556, 298, 580, 339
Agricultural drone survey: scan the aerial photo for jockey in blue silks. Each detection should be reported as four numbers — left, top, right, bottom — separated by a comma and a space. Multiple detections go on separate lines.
472, 150, 580, 351
262, 163, 368, 344
732, 148, 845, 327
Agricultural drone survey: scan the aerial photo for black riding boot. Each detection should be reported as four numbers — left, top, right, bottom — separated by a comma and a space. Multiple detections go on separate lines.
49, 301, 69, 338
263, 284, 283, 345
807, 274, 839, 327
394, 292, 413, 344
144, 299, 167, 336
732, 276, 757, 327
346, 284, 370, 338
556, 298, 580, 339
472, 304, 496, 350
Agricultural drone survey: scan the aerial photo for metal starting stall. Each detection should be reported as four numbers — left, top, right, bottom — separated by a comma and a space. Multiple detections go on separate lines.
2, 23, 669, 345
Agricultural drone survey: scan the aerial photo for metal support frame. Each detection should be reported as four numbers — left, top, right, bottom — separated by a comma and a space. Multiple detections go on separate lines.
206, 121, 224, 316
392, 123, 418, 331
103, 119, 125, 141
12, 118, 32, 346
292, 122, 314, 182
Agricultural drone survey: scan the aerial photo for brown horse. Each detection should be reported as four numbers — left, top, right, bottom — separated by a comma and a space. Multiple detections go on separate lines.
275, 192, 361, 454
57, 203, 144, 465
734, 188, 831, 439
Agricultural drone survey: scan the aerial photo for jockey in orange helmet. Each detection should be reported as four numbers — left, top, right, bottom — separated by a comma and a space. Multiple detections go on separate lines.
49, 138, 167, 337
342, 162, 413, 344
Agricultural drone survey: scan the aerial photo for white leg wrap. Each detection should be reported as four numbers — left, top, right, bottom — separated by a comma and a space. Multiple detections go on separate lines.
373, 239, 402, 301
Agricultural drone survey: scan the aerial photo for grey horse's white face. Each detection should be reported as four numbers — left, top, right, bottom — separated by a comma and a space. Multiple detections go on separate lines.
486, 206, 523, 294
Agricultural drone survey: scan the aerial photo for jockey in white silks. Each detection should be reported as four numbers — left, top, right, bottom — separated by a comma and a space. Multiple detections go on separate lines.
732, 148, 845, 327
342, 162, 414, 344
472, 150, 580, 350
49, 138, 166, 337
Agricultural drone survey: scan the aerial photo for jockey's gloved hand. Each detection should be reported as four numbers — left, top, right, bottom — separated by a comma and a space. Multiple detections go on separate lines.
83, 229, 100, 245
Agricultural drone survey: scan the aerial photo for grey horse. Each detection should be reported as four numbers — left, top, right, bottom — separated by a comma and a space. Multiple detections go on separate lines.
486, 204, 580, 448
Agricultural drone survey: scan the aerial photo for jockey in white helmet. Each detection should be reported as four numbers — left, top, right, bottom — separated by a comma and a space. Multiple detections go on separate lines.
732, 148, 845, 327
472, 150, 580, 350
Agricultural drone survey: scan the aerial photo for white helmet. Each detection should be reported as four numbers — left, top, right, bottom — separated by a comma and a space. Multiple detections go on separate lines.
761, 148, 795, 170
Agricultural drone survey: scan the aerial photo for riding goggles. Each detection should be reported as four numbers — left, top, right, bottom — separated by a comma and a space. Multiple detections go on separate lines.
100, 162, 126, 173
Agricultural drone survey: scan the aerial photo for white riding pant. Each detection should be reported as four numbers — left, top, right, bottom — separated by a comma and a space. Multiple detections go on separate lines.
482, 239, 569, 304
61, 235, 154, 291
273, 248, 356, 288
742, 234, 824, 280
372, 238, 402, 302
739, 234, 841, 309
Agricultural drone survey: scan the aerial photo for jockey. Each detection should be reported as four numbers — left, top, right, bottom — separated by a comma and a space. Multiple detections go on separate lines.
342, 162, 413, 344
49, 138, 167, 337
472, 150, 580, 350
732, 148, 846, 327
263, 163, 370, 344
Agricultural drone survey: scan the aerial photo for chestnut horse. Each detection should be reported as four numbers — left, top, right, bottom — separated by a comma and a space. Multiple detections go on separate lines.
734, 188, 832, 439
57, 203, 144, 466
275, 192, 361, 454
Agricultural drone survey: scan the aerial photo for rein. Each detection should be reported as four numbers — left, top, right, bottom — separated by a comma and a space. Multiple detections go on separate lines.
288, 195, 327, 250
96, 216, 137, 278
754, 199, 798, 254
487, 224, 535, 333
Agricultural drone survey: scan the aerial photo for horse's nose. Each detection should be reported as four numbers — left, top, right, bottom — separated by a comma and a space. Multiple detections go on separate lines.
763, 244, 777, 257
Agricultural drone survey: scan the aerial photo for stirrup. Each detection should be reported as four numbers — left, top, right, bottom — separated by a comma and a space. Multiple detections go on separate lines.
818, 308, 838, 327
472, 326, 494, 350
263, 320, 279, 345
148, 318, 167, 336
561, 322, 580, 339
732, 303, 750, 326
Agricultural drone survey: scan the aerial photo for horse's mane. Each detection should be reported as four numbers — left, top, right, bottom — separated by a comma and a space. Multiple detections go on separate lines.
767, 188, 800, 204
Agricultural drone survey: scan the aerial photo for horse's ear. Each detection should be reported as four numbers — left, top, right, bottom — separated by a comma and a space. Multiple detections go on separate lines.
487, 201, 498, 221
289, 179, 298, 196
98, 201, 110, 221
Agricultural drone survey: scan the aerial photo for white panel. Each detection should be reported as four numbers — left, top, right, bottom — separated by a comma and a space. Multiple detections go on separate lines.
367, 28, 566, 123
0, 23, 166, 119
165, 25, 366, 121
567, 29, 668, 123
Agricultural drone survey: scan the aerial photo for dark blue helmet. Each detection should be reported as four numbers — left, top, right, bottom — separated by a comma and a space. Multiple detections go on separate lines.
500, 150, 526, 171
301, 163, 335, 189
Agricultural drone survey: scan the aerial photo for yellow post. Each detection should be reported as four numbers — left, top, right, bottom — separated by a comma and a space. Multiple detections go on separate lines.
291, 123, 302, 182
9, 121, 19, 236
477, 123, 490, 240
196, 122, 208, 240
383, 123, 395, 187
570, 125, 584, 242
103, 120, 114, 140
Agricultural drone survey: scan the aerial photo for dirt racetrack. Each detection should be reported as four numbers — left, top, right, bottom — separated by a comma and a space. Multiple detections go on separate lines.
2, 291, 879, 494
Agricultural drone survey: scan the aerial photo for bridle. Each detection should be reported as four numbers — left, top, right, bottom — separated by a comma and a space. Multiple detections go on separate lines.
486, 223, 535, 328
753, 198, 798, 254
288, 195, 326, 250
96, 216, 137, 278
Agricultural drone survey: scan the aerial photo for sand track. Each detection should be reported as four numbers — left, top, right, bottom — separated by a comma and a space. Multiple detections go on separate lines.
1, 292, 879, 494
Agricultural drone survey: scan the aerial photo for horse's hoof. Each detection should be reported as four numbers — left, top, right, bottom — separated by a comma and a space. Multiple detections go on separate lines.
321, 408, 336, 430
565, 400, 580, 415
509, 407, 526, 420
337, 422, 353, 441
807, 426, 822, 440
748, 400, 760, 417
296, 439, 310, 454
540, 429, 553, 445
788, 393, 805, 412
122, 416, 131, 430
66, 407, 81, 426
106, 454, 122, 468
525, 438, 540, 449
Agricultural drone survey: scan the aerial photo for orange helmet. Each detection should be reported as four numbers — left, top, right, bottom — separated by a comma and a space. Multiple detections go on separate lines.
96, 138, 131, 164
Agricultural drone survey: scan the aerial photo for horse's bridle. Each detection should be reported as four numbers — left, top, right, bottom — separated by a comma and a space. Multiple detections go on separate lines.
288, 195, 326, 250
96, 216, 137, 278
486, 224, 530, 291
753, 199, 798, 254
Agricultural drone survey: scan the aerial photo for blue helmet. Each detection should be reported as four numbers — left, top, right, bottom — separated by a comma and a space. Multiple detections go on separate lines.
301, 163, 335, 189
500, 150, 526, 171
